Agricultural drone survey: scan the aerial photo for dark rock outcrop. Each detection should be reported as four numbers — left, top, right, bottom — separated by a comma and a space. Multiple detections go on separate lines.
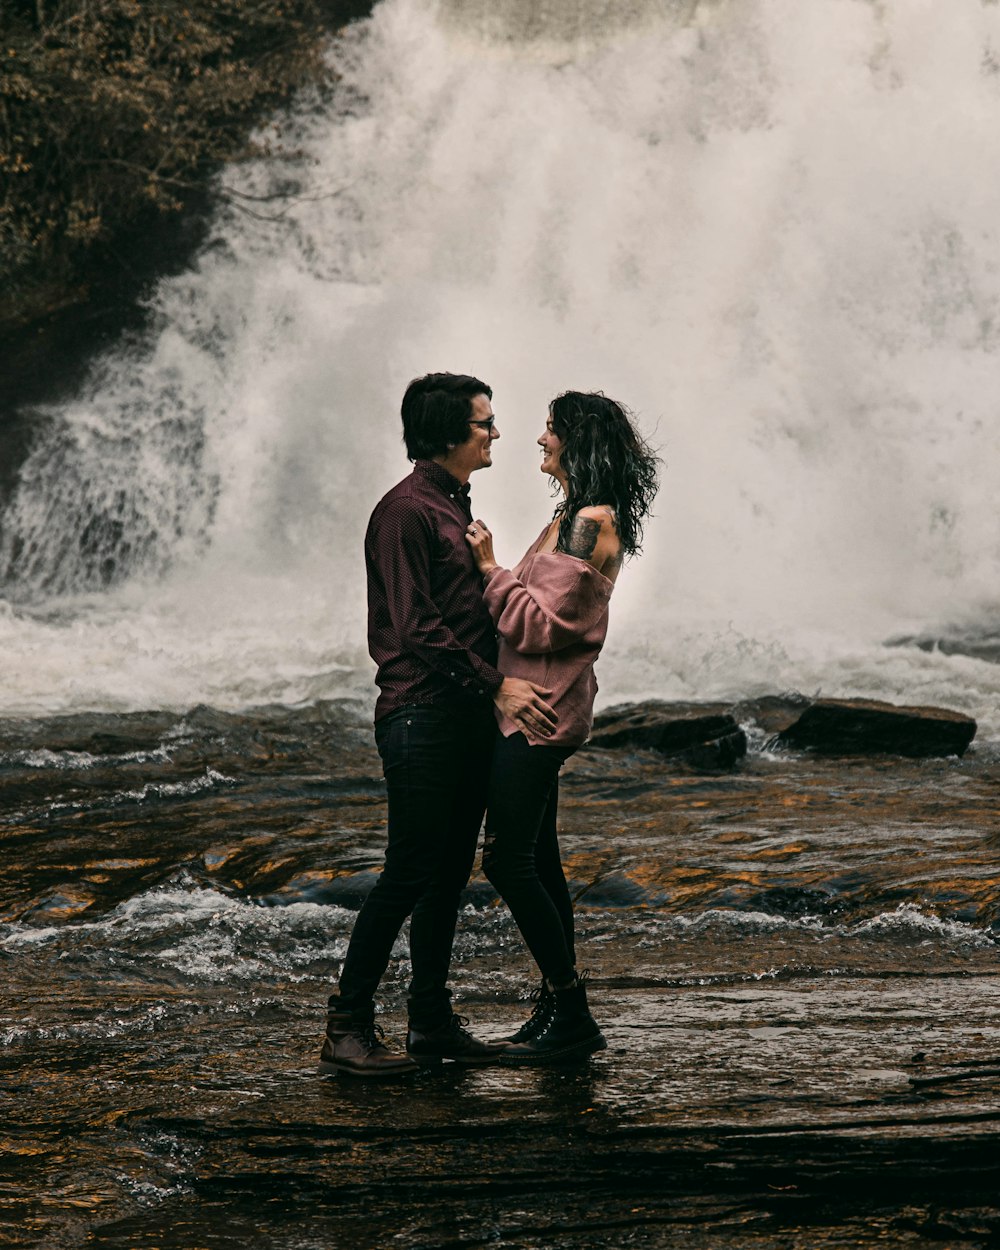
586, 695, 976, 763
776, 697, 976, 758
588, 701, 747, 769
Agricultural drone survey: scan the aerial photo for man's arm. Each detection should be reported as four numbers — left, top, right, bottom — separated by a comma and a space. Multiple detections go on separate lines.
374, 497, 502, 696
373, 499, 558, 734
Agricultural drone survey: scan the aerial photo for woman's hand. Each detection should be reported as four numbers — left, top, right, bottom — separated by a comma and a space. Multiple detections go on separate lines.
465, 518, 498, 575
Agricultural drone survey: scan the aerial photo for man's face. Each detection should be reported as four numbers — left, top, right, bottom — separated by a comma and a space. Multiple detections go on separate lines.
451, 393, 499, 479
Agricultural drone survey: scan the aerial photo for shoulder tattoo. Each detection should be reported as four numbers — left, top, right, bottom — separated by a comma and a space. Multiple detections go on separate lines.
562, 515, 602, 560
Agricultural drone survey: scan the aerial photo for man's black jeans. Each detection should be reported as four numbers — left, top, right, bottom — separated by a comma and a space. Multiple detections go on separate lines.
482, 730, 577, 988
337, 703, 495, 1029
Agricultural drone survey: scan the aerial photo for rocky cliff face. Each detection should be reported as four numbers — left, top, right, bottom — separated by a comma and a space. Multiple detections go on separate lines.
0, 0, 373, 420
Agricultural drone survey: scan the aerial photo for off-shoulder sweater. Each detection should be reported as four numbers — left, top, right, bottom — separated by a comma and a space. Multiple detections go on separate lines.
482, 525, 614, 748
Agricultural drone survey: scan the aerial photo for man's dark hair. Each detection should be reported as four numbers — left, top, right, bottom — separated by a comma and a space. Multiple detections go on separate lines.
550, 391, 661, 559
401, 373, 492, 461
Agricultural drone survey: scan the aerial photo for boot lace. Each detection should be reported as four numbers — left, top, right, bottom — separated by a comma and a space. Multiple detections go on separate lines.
358, 1022, 387, 1050
508, 985, 554, 1043
524, 986, 549, 1025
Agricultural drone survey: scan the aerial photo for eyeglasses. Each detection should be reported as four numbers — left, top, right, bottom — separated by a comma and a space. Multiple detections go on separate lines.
468, 417, 496, 431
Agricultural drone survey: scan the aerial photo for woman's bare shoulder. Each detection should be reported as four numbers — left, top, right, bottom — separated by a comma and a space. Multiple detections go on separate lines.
562, 506, 619, 566
574, 504, 616, 528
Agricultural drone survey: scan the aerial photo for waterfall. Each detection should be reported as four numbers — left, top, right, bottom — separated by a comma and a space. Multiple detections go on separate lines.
2, 0, 1000, 724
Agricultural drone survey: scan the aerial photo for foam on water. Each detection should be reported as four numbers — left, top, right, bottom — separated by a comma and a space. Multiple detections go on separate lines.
673, 902, 997, 949
2, 882, 994, 992
0, 882, 355, 982
2, 0, 1000, 728
42, 768, 235, 815
0, 745, 171, 770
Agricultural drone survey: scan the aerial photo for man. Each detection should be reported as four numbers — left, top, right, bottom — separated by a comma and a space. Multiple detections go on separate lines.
319, 372, 558, 1077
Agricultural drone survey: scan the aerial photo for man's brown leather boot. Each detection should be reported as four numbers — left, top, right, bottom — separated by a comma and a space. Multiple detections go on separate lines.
318, 1008, 418, 1078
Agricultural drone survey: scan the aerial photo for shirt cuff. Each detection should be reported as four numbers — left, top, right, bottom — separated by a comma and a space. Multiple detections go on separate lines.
480, 665, 504, 694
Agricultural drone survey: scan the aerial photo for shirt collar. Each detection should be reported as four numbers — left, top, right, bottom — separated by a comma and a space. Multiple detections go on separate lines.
415, 459, 471, 503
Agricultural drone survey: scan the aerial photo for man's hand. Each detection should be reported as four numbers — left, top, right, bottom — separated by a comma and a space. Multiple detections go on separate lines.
494, 677, 558, 738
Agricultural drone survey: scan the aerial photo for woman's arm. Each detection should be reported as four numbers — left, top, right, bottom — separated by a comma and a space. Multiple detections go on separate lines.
465, 518, 612, 655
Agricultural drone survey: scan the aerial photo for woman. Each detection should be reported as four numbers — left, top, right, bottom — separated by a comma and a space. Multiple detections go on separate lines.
465, 390, 659, 1063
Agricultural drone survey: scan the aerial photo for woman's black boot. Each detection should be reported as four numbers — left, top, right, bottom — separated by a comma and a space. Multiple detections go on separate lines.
499, 975, 606, 1064
505, 981, 555, 1044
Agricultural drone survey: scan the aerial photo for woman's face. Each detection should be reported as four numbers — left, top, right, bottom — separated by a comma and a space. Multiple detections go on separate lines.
537, 414, 565, 481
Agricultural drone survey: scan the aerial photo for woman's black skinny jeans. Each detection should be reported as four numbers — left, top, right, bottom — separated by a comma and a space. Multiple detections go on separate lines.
483, 729, 577, 987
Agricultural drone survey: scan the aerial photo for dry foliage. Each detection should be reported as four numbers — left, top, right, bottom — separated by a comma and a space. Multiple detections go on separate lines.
0, 0, 349, 330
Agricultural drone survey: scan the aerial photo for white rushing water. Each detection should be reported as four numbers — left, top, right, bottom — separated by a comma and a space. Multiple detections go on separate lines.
2, 0, 1000, 729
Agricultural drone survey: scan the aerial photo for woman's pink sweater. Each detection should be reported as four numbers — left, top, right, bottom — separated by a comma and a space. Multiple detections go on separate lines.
482, 526, 614, 748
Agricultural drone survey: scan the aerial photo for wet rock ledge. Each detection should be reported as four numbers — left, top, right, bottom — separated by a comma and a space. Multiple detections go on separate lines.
589, 696, 977, 764
589, 701, 748, 768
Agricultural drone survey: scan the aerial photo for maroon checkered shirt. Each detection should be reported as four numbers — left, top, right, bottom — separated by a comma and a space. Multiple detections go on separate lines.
366, 459, 504, 721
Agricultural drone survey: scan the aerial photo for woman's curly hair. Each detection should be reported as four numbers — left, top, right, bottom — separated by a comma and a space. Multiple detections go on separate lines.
549, 391, 661, 559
